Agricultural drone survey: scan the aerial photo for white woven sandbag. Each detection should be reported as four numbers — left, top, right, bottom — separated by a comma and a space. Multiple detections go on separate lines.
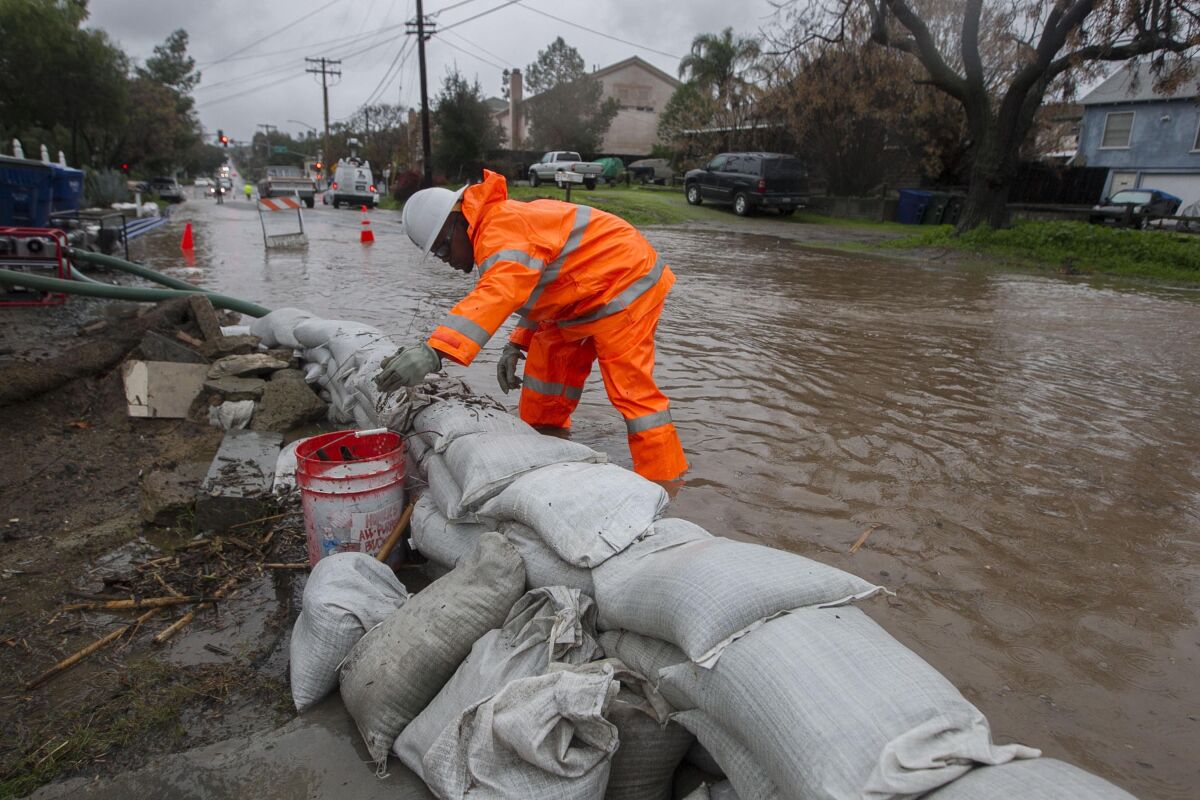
673, 710, 781, 800
595, 529, 882, 666
288, 553, 410, 712
424, 451, 471, 520
661, 608, 1040, 800
922, 757, 1135, 799
394, 587, 600, 779
478, 462, 669, 568
603, 667, 694, 800
422, 663, 620, 800
250, 307, 314, 349
685, 739, 725, 778
710, 780, 743, 800
413, 401, 535, 453
410, 493, 496, 569
444, 431, 607, 510
597, 630, 689, 697
339, 532, 525, 772
501, 522, 595, 595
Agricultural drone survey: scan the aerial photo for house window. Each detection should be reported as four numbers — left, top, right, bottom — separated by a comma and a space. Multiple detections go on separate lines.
1100, 111, 1134, 148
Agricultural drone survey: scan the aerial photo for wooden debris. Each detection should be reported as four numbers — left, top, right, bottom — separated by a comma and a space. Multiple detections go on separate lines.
228, 511, 294, 530
25, 607, 160, 690
62, 596, 205, 612
376, 500, 417, 563
849, 524, 882, 554
153, 576, 238, 646
261, 562, 308, 570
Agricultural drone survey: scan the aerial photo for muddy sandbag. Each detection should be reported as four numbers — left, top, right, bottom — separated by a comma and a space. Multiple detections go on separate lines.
422, 662, 620, 799
445, 431, 607, 509
595, 526, 882, 666
597, 630, 690, 695
414, 401, 536, 453
249, 307, 315, 349
288, 552, 409, 712
922, 757, 1136, 799
424, 451, 472, 520
501, 521, 596, 595
604, 664, 694, 800
478, 462, 669, 568
393, 587, 600, 779
410, 493, 496, 569
710, 781, 742, 800
338, 531, 526, 772
674, 710, 781, 800
661, 608, 1040, 800
685, 740, 725, 778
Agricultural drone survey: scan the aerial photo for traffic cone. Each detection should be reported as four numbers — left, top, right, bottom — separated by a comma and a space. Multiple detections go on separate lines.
180, 222, 194, 251
360, 206, 374, 244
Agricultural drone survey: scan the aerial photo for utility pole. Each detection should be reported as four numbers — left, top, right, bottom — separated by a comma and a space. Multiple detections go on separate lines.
305, 57, 342, 167
407, 3, 435, 187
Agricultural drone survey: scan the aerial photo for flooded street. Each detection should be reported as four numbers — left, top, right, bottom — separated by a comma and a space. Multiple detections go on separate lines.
133, 195, 1200, 798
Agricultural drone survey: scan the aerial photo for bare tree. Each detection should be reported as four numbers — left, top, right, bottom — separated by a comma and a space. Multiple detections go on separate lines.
777, 1, 1199, 231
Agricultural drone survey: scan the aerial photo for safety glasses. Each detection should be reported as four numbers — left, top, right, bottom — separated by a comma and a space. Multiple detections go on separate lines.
433, 216, 458, 260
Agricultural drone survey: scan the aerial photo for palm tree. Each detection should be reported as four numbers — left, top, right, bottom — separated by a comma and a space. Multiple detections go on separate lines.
678, 28, 762, 112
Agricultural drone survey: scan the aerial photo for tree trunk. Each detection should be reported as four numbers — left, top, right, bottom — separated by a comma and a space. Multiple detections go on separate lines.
955, 124, 1017, 233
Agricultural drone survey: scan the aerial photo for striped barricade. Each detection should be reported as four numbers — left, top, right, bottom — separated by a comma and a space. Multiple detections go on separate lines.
257, 195, 307, 248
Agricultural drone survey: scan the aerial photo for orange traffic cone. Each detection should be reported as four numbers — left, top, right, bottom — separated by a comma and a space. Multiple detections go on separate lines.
360, 206, 374, 244
180, 222, 194, 251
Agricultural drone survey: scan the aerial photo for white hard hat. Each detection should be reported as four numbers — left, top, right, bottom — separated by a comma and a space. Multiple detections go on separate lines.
402, 185, 467, 255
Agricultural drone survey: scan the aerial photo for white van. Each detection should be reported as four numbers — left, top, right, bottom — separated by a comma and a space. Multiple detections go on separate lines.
326, 158, 379, 209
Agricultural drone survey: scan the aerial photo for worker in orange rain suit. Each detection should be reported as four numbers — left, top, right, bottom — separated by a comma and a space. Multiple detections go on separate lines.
374, 169, 688, 481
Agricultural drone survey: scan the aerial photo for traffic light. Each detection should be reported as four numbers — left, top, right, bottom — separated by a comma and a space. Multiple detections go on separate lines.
120, 163, 130, 174
218, 129, 229, 147
314, 161, 323, 171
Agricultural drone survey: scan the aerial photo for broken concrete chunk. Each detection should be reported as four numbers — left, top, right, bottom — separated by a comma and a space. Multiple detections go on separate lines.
194, 429, 283, 532
204, 376, 267, 401
122, 360, 209, 419
137, 330, 208, 364
189, 295, 224, 342
207, 353, 289, 380
140, 462, 209, 526
199, 334, 263, 359
250, 369, 328, 432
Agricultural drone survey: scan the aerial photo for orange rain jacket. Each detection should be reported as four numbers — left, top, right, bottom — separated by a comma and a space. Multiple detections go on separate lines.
426, 169, 675, 365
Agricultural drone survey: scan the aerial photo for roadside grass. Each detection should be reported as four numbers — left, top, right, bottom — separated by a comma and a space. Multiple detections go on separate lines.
507, 184, 715, 226
885, 220, 1200, 283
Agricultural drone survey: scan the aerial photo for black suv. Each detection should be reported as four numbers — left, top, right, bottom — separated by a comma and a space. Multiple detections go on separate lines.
684, 153, 808, 216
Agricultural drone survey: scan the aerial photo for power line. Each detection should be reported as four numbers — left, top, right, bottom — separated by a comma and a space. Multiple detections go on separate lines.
358, 38, 415, 112
513, 1, 681, 60
437, 33, 505, 71
440, 28, 510, 67
438, 0, 521, 33
203, 0, 348, 66
432, 0, 488, 16
197, 72, 309, 108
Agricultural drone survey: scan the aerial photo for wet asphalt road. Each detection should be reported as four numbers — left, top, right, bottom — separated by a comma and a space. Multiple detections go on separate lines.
125, 188, 1200, 798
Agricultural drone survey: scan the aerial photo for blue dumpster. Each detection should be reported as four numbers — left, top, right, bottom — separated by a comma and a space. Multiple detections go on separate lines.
50, 164, 84, 213
0, 155, 53, 227
895, 189, 932, 225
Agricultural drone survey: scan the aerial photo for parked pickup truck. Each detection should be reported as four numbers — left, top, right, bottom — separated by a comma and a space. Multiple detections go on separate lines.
257, 165, 317, 208
528, 151, 603, 190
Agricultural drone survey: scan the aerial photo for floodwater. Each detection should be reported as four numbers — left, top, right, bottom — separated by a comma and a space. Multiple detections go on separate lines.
130, 195, 1200, 798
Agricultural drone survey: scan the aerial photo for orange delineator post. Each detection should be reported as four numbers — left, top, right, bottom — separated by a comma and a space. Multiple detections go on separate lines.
180, 222, 194, 251
360, 205, 374, 244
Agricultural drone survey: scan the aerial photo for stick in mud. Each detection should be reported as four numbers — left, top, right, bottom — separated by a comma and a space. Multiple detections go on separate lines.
152, 575, 239, 646
850, 523, 882, 554
62, 596, 207, 612
375, 500, 416, 563
24, 607, 161, 690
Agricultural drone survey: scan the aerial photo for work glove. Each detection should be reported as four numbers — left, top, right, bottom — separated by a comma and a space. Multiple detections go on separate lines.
496, 343, 525, 394
374, 343, 442, 392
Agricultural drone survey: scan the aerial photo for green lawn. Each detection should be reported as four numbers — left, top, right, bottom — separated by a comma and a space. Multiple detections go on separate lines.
507, 183, 716, 226
885, 220, 1200, 284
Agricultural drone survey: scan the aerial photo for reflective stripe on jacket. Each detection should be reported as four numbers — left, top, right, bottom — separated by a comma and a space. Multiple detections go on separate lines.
427, 169, 673, 365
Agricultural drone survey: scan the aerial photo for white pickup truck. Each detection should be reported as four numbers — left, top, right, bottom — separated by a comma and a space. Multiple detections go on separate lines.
528, 151, 603, 190
258, 165, 317, 208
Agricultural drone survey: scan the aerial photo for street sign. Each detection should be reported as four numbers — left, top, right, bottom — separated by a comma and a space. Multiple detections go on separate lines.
272, 145, 288, 154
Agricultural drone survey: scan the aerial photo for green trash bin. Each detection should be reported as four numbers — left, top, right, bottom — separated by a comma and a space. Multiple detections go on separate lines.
921, 191, 952, 224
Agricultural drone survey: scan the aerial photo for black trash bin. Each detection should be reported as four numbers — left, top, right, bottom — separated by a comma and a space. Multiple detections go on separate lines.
921, 191, 952, 224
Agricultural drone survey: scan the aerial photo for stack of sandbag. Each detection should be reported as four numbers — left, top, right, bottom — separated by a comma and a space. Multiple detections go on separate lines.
923, 757, 1136, 799
421, 661, 621, 799
393, 586, 600, 779
605, 608, 1042, 800
288, 553, 409, 711
339, 532, 526, 773
601, 661, 694, 800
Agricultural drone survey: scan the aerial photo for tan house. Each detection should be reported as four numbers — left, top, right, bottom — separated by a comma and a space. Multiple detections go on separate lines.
493, 56, 680, 156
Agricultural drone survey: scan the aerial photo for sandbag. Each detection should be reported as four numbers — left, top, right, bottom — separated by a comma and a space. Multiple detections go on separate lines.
424, 451, 471, 520
250, 307, 314, 349
597, 630, 689, 695
922, 757, 1136, 799
604, 665, 694, 800
394, 586, 600, 779
413, 401, 535, 453
710, 781, 742, 800
478, 462, 669, 567
673, 710, 781, 800
660, 608, 1039, 800
422, 663, 620, 799
410, 493, 496, 569
501, 521, 595, 595
338, 531, 525, 772
595, 527, 882, 666
685, 739, 725, 778
288, 552, 409, 711
444, 431, 606, 510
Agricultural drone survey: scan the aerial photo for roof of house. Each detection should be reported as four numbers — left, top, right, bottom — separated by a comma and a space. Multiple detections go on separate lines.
591, 55, 680, 89
1080, 61, 1198, 106
484, 96, 509, 113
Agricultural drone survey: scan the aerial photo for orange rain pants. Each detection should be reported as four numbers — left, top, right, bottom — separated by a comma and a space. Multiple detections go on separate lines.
518, 298, 687, 481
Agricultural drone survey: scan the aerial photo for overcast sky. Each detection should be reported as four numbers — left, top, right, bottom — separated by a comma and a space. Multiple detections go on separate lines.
87, 0, 782, 144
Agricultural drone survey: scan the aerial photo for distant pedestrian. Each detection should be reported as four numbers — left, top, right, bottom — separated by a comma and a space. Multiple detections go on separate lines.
243, 183, 253, 201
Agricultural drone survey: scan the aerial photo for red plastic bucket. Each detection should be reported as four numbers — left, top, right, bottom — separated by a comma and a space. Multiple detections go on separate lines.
295, 428, 406, 566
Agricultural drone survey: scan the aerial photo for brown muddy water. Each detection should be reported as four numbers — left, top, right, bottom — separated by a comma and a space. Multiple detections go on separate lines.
125, 198, 1200, 798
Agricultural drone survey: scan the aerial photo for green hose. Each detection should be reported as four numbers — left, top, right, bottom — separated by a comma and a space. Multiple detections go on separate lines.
67, 248, 214, 293
0, 269, 271, 317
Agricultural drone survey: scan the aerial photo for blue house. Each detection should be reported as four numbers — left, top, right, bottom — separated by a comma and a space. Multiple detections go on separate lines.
1077, 62, 1200, 210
